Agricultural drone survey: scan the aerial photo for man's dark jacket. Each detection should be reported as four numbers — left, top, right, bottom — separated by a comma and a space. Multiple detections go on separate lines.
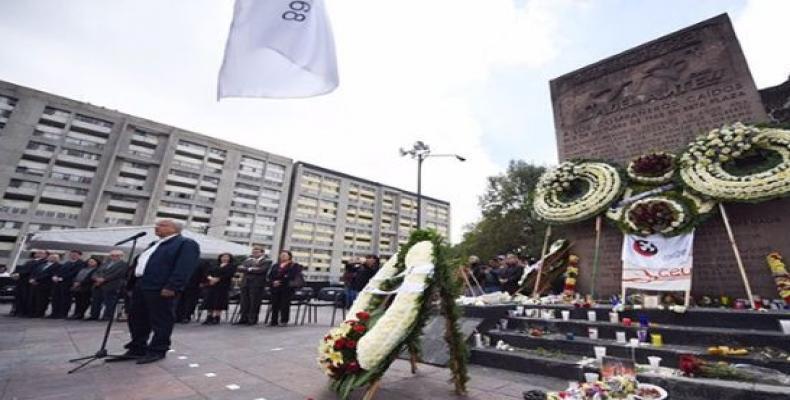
132, 235, 201, 292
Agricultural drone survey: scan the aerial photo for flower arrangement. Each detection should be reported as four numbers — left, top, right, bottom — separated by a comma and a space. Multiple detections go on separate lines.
321, 230, 468, 399
317, 310, 372, 378
627, 152, 676, 184
622, 195, 692, 236
679, 122, 790, 202
533, 161, 624, 224
562, 255, 580, 301
546, 377, 637, 400
356, 241, 435, 370
678, 355, 747, 381
766, 252, 790, 304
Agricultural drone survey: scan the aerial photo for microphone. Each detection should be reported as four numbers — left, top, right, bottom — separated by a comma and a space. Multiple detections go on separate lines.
114, 232, 147, 246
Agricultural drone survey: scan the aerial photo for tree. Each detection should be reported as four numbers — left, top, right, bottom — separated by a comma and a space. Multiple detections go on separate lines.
451, 160, 548, 262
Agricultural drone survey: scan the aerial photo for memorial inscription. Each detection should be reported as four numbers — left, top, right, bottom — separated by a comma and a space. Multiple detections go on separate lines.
549, 14, 788, 298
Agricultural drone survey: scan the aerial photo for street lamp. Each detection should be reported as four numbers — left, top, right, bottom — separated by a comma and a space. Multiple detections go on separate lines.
399, 141, 466, 228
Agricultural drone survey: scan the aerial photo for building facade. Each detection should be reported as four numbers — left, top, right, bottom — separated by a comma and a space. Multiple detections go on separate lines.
0, 81, 293, 268
282, 163, 451, 282
0, 81, 452, 282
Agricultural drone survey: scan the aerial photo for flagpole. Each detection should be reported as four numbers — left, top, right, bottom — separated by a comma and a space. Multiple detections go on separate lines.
532, 226, 552, 297
590, 216, 603, 300
718, 203, 755, 307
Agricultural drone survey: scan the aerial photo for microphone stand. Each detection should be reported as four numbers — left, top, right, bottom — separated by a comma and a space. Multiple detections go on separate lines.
68, 236, 140, 374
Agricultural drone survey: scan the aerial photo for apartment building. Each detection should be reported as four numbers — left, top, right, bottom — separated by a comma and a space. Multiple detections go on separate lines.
0, 81, 293, 267
0, 81, 451, 282
281, 163, 451, 282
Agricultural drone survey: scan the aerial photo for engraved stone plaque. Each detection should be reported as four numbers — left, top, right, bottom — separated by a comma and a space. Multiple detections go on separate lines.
549, 14, 788, 298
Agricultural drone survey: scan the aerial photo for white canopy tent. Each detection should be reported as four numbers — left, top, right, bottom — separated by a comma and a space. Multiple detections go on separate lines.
18, 225, 250, 262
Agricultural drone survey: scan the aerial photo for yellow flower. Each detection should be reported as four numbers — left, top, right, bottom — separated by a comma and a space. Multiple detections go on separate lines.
328, 351, 344, 365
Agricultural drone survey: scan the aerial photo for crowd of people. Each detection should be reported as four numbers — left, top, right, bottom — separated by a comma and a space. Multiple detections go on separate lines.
462, 253, 536, 295
8, 245, 306, 328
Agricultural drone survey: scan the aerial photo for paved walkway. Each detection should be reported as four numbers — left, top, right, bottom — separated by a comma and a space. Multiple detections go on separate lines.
0, 304, 565, 400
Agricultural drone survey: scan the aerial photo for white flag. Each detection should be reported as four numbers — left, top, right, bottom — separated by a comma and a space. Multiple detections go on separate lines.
218, 0, 338, 99
621, 231, 695, 292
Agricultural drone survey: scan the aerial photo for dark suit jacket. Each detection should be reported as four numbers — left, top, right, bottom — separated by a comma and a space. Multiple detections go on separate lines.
55, 260, 87, 283
94, 260, 129, 293
136, 235, 201, 292
239, 256, 272, 288
266, 262, 304, 290
30, 262, 59, 287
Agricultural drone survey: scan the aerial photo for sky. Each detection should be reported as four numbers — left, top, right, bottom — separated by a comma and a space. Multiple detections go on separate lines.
0, 0, 788, 243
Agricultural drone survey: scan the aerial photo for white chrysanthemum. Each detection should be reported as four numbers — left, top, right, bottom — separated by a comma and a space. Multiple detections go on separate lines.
356, 241, 435, 370
680, 125, 790, 202
533, 161, 623, 224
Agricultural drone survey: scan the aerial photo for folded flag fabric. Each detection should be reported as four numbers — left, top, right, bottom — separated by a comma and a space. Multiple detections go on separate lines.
218, 0, 339, 99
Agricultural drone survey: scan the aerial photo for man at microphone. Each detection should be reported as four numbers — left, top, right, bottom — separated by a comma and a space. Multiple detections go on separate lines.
115, 219, 200, 364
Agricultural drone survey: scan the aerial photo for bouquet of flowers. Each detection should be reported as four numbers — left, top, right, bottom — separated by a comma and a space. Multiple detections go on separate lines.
766, 252, 790, 304
563, 255, 580, 301
317, 311, 372, 379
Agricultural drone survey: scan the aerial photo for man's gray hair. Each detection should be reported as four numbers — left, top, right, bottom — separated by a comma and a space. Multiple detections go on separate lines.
158, 219, 184, 232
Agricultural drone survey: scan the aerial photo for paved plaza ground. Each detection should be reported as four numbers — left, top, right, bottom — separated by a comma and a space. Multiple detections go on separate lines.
0, 305, 565, 400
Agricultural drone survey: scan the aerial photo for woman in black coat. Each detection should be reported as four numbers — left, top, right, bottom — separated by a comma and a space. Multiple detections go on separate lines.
201, 253, 237, 325
266, 250, 304, 327
69, 257, 100, 320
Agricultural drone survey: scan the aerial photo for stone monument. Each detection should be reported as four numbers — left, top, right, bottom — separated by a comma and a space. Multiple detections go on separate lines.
549, 14, 789, 298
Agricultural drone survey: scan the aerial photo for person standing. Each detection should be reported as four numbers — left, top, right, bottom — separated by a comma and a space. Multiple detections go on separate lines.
69, 257, 100, 320
266, 250, 303, 327
117, 219, 200, 364
342, 257, 363, 308
49, 250, 86, 319
29, 253, 61, 317
499, 254, 524, 295
234, 246, 271, 325
88, 250, 129, 321
201, 253, 237, 325
10, 250, 47, 317
175, 259, 207, 323
348, 255, 379, 305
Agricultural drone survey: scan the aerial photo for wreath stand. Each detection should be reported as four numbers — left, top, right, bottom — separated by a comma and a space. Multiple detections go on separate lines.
361, 351, 419, 400
718, 203, 756, 307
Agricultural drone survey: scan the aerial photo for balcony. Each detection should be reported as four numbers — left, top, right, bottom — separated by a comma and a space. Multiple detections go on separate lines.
23, 148, 55, 159
0, 226, 20, 237
167, 174, 198, 187
227, 215, 254, 224
176, 145, 206, 157
157, 206, 189, 216
192, 209, 212, 218
108, 199, 139, 210
40, 112, 69, 124
131, 134, 159, 146
5, 185, 38, 197
71, 119, 112, 134
64, 135, 104, 150
40, 190, 86, 204
120, 164, 148, 177
57, 154, 100, 168
15, 166, 47, 177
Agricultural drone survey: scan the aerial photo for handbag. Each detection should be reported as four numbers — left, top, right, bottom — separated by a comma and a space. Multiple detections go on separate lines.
288, 267, 305, 289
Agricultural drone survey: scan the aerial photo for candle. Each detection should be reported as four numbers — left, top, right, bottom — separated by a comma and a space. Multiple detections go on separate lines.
637, 329, 648, 343
622, 318, 632, 327
609, 311, 619, 323
588, 327, 599, 340
616, 331, 627, 343
651, 333, 663, 347
566, 332, 575, 341
587, 311, 597, 322
638, 315, 649, 328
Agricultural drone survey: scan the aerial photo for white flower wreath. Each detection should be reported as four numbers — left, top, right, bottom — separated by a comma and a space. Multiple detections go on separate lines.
679, 123, 790, 202
533, 161, 624, 224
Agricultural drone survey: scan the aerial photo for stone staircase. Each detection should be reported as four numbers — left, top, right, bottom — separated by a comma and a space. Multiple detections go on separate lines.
464, 304, 790, 400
